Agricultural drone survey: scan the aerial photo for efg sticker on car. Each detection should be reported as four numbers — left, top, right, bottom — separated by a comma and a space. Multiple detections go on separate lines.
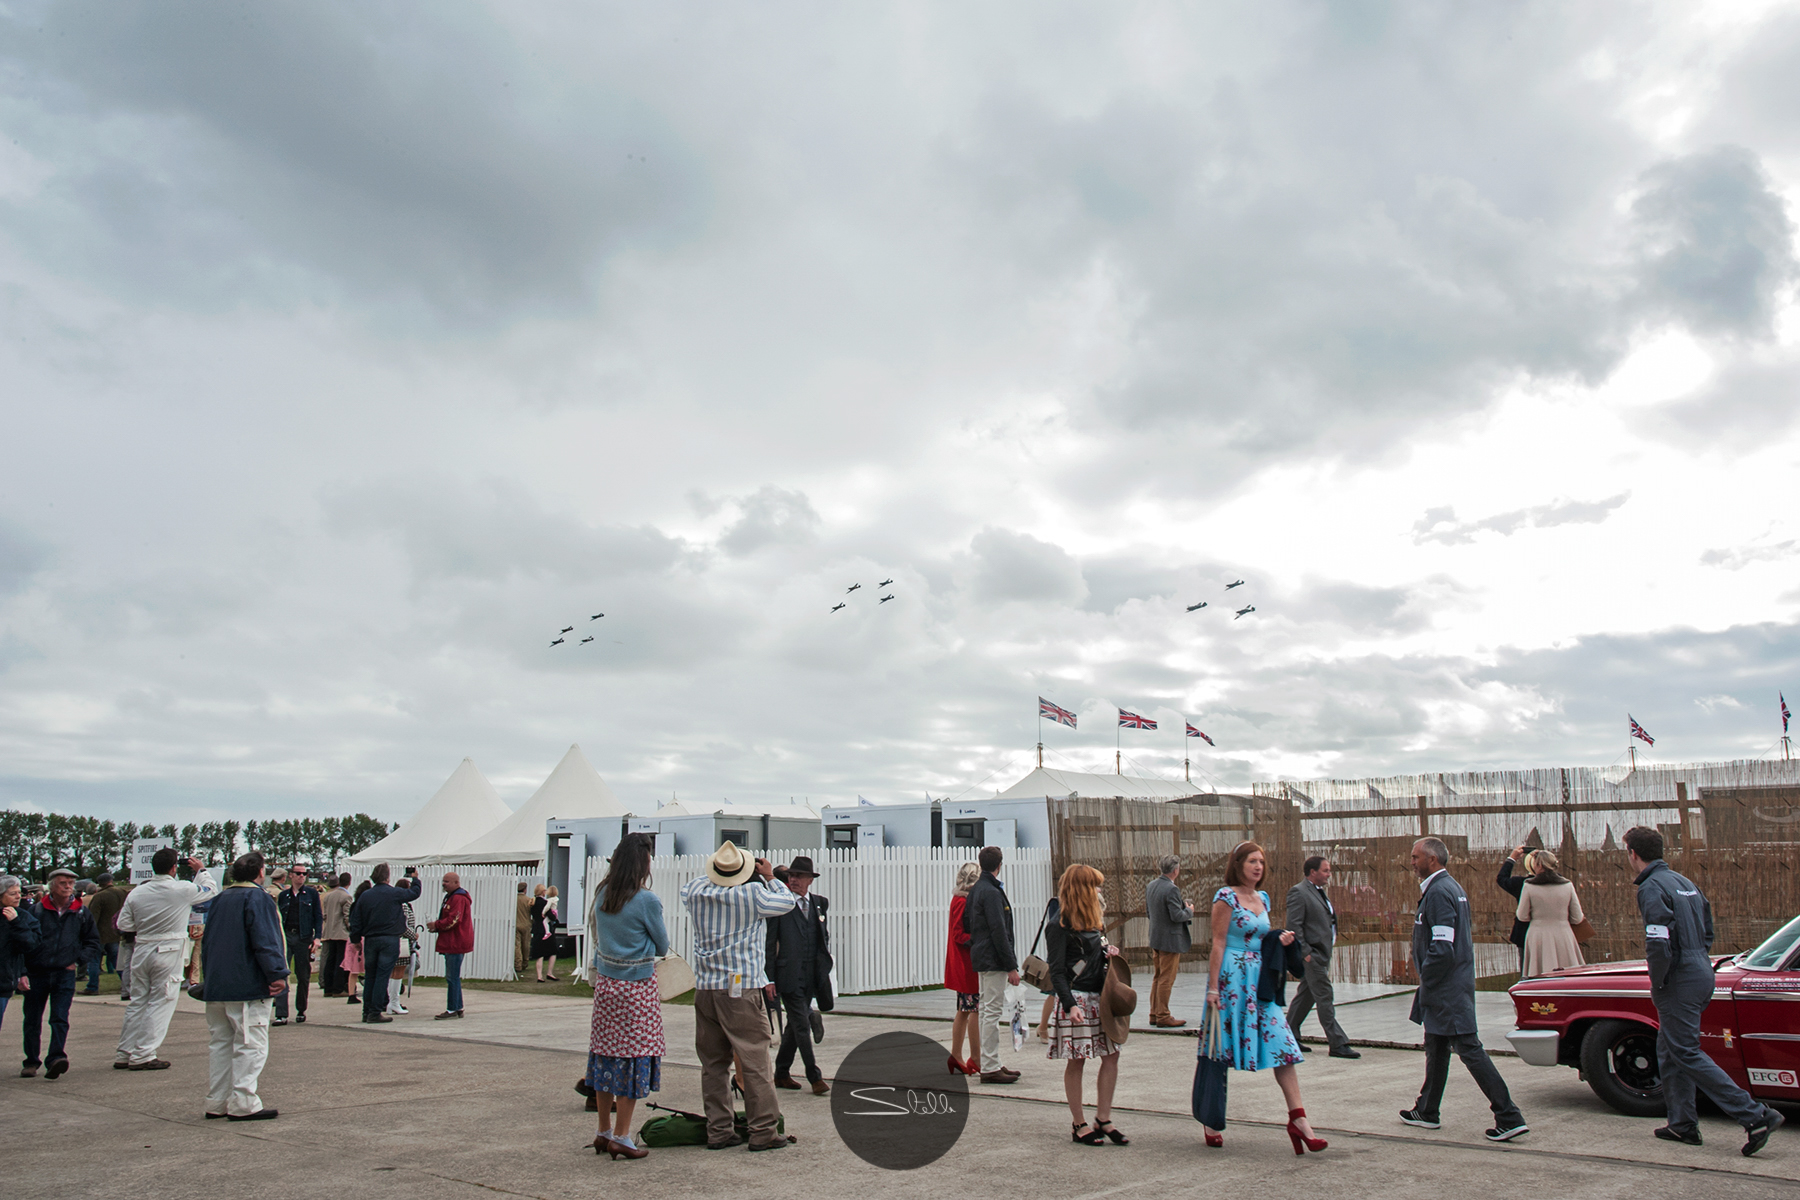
1747, 1069, 1800, 1088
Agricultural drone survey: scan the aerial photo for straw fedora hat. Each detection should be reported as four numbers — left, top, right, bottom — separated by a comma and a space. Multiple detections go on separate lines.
706, 841, 757, 887
1099, 955, 1137, 1046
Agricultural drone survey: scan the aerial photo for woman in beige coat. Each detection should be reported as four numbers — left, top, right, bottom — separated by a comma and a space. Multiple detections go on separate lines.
1516, 850, 1585, 977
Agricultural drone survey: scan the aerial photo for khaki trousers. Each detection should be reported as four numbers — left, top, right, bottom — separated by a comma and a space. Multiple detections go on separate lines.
977, 970, 1009, 1074
1150, 950, 1182, 1021
514, 929, 531, 975
693, 988, 782, 1146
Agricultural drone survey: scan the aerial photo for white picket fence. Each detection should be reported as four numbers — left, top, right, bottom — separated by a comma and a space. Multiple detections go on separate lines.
342, 863, 536, 982
585, 846, 1055, 996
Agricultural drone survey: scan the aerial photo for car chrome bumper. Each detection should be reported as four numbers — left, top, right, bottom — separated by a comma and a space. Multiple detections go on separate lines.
1506, 1028, 1560, 1067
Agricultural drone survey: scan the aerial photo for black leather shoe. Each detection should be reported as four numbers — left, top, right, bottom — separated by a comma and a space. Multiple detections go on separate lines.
1328, 1046, 1362, 1059
204, 1112, 227, 1119
294, 1014, 305, 1024
363, 1015, 393, 1024
227, 1109, 278, 1122
271, 1018, 287, 1027
44, 1058, 68, 1080
1654, 1125, 1702, 1146
1297, 1043, 1312, 1052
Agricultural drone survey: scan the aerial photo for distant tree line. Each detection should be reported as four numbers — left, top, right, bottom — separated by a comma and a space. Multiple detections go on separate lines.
0, 810, 396, 881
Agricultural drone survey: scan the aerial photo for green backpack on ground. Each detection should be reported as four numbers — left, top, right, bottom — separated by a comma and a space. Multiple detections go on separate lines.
638, 1110, 784, 1148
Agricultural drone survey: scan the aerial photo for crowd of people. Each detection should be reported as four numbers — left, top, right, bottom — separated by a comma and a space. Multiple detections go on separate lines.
0, 823, 1785, 1161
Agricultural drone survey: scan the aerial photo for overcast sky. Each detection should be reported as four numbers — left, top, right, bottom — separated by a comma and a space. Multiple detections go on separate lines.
3, 2, 1800, 825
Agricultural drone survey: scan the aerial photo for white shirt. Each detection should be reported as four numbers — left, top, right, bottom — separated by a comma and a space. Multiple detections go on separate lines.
1418, 868, 1447, 894
116, 870, 219, 942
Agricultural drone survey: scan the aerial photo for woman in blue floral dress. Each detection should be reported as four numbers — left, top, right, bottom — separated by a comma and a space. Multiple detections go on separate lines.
1200, 841, 1328, 1154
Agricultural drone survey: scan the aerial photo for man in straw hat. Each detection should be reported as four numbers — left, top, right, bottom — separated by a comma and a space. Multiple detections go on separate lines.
679, 842, 801, 1151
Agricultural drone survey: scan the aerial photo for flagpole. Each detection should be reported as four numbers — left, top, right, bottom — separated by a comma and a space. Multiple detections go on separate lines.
1116, 718, 1121, 776
1038, 706, 1043, 769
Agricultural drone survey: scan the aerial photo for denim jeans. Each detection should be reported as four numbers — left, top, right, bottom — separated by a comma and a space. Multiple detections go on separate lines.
443, 953, 464, 1013
21, 968, 77, 1066
0, 991, 9, 1032
362, 936, 400, 1021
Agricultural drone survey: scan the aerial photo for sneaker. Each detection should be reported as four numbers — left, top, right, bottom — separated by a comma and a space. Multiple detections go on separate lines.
44, 1058, 69, 1080
1398, 1109, 1440, 1129
1654, 1125, 1702, 1146
1485, 1122, 1529, 1143
1744, 1109, 1785, 1158
271, 1018, 287, 1027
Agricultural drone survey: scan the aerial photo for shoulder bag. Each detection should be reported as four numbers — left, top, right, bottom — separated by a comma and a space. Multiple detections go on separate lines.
1020, 902, 1055, 993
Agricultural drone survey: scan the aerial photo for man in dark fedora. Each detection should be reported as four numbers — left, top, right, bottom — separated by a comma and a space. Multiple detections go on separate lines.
766, 856, 832, 1095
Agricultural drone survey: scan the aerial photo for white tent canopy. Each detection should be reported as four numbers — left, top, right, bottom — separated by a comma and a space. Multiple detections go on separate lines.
991, 766, 1201, 801
441, 743, 631, 864
346, 758, 512, 866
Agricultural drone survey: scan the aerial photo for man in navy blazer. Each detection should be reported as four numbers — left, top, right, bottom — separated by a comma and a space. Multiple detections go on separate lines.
200, 853, 289, 1121
1400, 838, 1527, 1143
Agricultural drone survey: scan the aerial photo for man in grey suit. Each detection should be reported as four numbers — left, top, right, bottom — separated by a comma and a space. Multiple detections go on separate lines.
1400, 838, 1528, 1142
1145, 855, 1193, 1027
1286, 856, 1357, 1058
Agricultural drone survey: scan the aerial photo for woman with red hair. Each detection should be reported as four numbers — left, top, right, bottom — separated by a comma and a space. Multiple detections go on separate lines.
1046, 863, 1126, 1146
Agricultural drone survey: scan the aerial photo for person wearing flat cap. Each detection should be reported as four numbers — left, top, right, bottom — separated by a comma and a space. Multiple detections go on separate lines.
766, 856, 832, 1095
679, 842, 800, 1151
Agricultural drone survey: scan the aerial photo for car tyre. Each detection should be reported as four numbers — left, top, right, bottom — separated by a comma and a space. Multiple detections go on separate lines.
1579, 1018, 1664, 1118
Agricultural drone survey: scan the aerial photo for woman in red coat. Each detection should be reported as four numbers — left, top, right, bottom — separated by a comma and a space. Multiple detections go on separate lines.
426, 872, 474, 1019
945, 861, 982, 1075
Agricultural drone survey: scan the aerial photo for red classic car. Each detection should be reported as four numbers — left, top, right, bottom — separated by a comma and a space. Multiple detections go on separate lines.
1507, 913, 1800, 1115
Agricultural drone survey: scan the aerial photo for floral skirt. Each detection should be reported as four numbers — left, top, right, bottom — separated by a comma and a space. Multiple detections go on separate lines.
1047, 990, 1117, 1061
590, 975, 666, 1058
587, 1054, 661, 1100
955, 991, 980, 1013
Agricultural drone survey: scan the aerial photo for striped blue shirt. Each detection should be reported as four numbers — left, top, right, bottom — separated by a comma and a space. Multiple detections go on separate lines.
680, 876, 799, 990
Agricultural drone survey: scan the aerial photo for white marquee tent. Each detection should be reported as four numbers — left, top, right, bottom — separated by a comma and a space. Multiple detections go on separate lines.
991, 766, 1201, 801
346, 757, 512, 866
442, 743, 631, 864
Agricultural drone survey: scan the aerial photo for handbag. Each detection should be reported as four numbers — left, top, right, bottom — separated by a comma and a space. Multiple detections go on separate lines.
1191, 1004, 1229, 1129
1020, 901, 1055, 993
1571, 917, 1596, 944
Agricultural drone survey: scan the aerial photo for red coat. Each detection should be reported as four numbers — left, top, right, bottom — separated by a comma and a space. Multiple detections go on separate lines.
428, 888, 474, 956
944, 894, 978, 993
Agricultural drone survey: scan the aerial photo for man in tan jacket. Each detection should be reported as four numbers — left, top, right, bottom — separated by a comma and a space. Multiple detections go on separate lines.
515, 881, 532, 975
319, 873, 353, 996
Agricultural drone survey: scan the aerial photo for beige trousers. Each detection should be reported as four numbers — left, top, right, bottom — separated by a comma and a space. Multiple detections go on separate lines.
1150, 950, 1182, 1022
693, 988, 782, 1146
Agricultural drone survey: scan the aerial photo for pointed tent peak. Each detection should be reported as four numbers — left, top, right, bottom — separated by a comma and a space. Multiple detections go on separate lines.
445, 744, 631, 863
1601, 824, 1617, 851
346, 757, 512, 865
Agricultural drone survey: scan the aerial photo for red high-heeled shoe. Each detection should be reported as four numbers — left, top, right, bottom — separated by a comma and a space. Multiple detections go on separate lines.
1286, 1107, 1328, 1154
1204, 1131, 1223, 1148
964, 1057, 978, 1076
947, 1054, 968, 1075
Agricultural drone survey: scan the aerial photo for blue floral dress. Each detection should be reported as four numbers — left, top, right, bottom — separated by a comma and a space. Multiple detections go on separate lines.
1201, 887, 1303, 1071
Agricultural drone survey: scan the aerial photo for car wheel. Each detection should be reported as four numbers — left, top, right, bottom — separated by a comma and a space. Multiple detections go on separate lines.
1578, 1018, 1664, 1117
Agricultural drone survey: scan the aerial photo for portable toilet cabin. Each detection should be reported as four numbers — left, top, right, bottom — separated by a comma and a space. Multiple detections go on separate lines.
938, 797, 1054, 850
818, 800, 940, 852
629, 807, 821, 857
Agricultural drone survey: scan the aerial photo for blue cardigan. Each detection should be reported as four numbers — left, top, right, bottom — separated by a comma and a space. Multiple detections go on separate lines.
592, 888, 669, 981
200, 884, 290, 1003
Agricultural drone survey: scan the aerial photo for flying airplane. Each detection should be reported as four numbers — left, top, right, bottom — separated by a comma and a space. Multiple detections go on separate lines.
846, 583, 862, 593
559, 626, 574, 634
831, 603, 846, 612
1186, 601, 1208, 612
878, 594, 895, 604
1234, 605, 1255, 619
1225, 579, 1246, 589
878, 578, 893, 587
580, 637, 594, 644
550, 637, 565, 646
590, 613, 604, 620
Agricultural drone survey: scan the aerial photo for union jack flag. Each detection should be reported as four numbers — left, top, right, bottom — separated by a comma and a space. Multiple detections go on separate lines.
1629, 715, 1654, 746
1118, 709, 1157, 730
1186, 722, 1214, 746
1783, 693, 1791, 734
1038, 697, 1077, 729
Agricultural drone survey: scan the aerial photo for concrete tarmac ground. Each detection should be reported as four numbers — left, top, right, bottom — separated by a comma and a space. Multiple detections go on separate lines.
5, 988, 1794, 1199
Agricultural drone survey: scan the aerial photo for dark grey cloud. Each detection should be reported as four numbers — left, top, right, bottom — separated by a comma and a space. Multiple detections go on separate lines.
1631, 146, 1797, 339
1412, 494, 1629, 545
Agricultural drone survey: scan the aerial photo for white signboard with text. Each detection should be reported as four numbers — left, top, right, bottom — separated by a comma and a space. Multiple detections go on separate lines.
130, 839, 173, 884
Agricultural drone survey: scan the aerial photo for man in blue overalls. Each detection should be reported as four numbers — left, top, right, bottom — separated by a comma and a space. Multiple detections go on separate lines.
1625, 826, 1782, 1156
